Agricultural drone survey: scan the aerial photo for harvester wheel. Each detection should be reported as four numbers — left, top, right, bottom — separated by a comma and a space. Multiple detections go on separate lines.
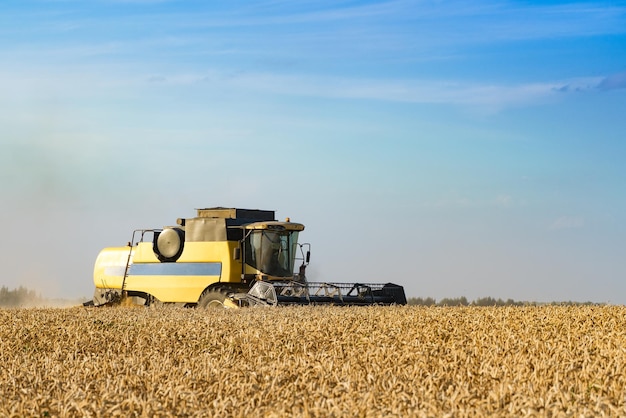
197, 286, 239, 309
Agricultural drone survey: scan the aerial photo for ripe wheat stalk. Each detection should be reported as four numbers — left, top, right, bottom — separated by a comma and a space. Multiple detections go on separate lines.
1, 305, 625, 417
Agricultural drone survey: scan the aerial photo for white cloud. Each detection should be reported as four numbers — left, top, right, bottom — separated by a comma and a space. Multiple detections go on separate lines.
549, 216, 585, 230
494, 194, 513, 207
0, 56, 612, 117
201, 71, 605, 111
597, 71, 626, 91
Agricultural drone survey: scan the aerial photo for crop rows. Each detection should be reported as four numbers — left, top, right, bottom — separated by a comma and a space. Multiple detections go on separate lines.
1, 305, 625, 417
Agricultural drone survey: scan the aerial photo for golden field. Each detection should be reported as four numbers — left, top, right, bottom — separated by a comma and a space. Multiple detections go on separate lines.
1, 305, 625, 417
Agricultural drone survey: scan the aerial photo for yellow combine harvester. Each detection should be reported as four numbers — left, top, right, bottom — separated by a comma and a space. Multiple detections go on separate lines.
85, 207, 406, 307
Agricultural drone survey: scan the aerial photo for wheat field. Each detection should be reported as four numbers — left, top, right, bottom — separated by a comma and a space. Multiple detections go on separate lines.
1, 305, 625, 417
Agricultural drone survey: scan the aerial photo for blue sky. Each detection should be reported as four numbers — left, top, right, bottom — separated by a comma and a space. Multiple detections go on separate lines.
1, 0, 625, 303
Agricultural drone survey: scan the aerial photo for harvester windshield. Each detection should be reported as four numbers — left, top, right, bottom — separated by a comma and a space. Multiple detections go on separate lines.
244, 229, 300, 278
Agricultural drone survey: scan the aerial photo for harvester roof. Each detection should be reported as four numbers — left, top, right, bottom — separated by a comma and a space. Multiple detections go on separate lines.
243, 221, 305, 231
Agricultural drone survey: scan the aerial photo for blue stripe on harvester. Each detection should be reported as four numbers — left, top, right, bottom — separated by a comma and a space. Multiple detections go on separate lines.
129, 262, 222, 276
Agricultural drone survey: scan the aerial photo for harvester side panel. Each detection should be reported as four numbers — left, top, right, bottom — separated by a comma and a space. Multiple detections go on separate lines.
133, 242, 160, 263
185, 218, 228, 242
93, 247, 130, 291
124, 263, 221, 302
93, 240, 246, 304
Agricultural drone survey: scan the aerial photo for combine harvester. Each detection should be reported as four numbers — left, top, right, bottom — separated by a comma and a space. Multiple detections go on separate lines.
85, 207, 407, 308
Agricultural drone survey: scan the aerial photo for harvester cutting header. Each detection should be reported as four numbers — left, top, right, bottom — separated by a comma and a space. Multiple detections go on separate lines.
85, 207, 406, 308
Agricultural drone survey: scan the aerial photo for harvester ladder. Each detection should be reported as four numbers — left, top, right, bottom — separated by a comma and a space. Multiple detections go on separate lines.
120, 230, 140, 297
120, 243, 133, 297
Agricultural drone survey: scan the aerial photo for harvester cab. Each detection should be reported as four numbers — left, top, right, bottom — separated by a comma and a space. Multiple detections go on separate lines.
85, 207, 406, 308
238, 221, 309, 282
